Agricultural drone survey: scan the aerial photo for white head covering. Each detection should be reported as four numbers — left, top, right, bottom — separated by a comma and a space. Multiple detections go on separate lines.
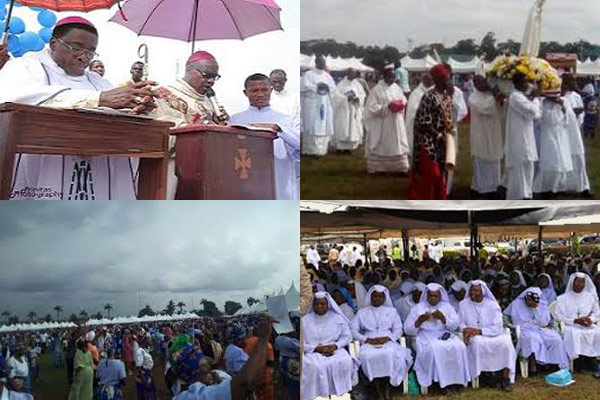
504, 286, 547, 323
309, 291, 350, 324
565, 272, 598, 301
364, 284, 394, 308
465, 279, 498, 303
86, 331, 95, 342
419, 282, 450, 304
450, 280, 468, 294
510, 270, 527, 288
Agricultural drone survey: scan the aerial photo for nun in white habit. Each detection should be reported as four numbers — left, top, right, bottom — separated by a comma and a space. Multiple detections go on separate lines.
504, 287, 569, 369
301, 291, 358, 400
350, 285, 413, 400
393, 282, 425, 322
458, 280, 517, 391
553, 272, 600, 360
449, 280, 468, 313
404, 283, 471, 392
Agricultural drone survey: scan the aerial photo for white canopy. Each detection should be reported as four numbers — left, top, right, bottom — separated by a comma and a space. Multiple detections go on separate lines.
447, 56, 481, 74
400, 54, 438, 72
300, 54, 374, 72
84, 312, 201, 326
0, 321, 77, 333
576, 58, 600, 76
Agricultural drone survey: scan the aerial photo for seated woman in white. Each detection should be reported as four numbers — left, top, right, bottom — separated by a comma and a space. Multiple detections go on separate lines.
302, 291, 357, 400
405, 283, 471, 396
553, 272, 600, 364
504, 287, 569, 373
458, 280, 516, 392
351, 285, 413, 400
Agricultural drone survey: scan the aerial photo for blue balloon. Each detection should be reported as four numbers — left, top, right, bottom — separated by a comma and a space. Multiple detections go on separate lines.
37, 9, 56, 28
0, 0, 7, 8
0, 8, 6, 21
0, 20, 5, 33
32, 34, 44, 51
7, 34, 20, 53
38, 26, 52, 42
29, 7, 44, 11
18, 31, 38, 51
8, 16, 25, 34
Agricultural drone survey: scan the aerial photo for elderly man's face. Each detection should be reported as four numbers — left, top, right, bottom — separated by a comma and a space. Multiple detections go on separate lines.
371, 291, 385, 307
187, 59, 220, 95
90, 61, 105, 77
50, 28, 98, 77
313, 298, 329, 316
573, 277, 586, 293
427, 290, 441, 306
269, 71, 286, 92
131, 63, 144, 82
469, 285, 484, 303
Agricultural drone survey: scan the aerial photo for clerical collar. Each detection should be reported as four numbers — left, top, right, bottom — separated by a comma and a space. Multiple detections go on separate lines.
249, 105, 271, 111
175, 79, 206, 100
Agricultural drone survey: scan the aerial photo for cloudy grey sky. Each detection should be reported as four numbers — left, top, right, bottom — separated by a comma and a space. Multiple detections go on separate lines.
0, 201, 299, 320
302, 0, 600, 51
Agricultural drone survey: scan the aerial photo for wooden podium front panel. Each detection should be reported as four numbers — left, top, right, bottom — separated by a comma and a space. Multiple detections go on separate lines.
173, 125, 276, 200
0, 103, 172, 200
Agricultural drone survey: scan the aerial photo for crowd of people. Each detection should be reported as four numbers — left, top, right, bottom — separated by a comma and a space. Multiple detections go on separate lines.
300, 54, 599, 199
0, 16, 300, 200
0, 314, 300, 400
301, 241, 600, 399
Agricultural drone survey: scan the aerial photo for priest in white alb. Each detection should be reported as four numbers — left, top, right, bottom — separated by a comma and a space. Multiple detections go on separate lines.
504, 72, 542, 199
332, 68, 366, 151
458, 280, 516, 392
553, 273, 600, 362
363, 67, 410, 174
469, 76, 504, 197
0, 17, 157, 200
269, 69, 300, 126
351, 285, 413, 400
532, 94, 573, 196
300, 55, 336, 156
229, 74, 300, 200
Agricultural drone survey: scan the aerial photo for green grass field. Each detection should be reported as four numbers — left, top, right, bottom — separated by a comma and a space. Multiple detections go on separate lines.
301, 124, 600, 200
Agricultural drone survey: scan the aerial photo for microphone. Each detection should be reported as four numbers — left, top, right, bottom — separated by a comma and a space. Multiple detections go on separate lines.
205, 88, 223, 119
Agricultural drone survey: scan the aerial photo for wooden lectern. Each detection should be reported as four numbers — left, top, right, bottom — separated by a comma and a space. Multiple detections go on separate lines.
0, 103, 173, 200
170, 124, 277, 199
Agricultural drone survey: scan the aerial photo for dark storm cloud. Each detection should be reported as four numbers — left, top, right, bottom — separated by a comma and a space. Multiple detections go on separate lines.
0, 201, 299, 319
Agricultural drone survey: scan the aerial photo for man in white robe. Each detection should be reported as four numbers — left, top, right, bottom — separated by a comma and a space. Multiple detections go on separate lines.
533, 96, 573, 196
504, 287, 569, 371
0, 17, 156, 200
458, 280, 516, 391
229, 74, 299, 200
446, 65, 468, 196
332, 68, 366, 151
351, 285, 413, 400
405, 73, 433, 160
562, 74, 591, 195
469, 76, 504, 197
363, 68, 410, 174
404, 283, 471, 395
300, 55, 336, 156
269, 69, 300, 125
306, 245, 321, 269
504, 72, 542, 199
353, 247, 363, 267
302, 292, 357, 400
553, 272, 600, 363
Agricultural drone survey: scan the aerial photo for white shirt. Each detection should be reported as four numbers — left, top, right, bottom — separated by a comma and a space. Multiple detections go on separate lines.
134, 347, 154, 370
469, 89, 504, 161
8, 356, 28, 379
505, 91, 542, 167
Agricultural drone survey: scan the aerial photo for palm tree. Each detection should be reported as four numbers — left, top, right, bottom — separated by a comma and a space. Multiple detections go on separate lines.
176, 301, 186, 314
104, 303, 113, 318
1, 310, 10, 322
27, 311, 36, 322
54, 305, 63, 321
79, 310, 88, 320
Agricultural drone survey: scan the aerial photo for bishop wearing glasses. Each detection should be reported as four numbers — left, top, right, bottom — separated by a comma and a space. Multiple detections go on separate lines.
152, 50, 230, 199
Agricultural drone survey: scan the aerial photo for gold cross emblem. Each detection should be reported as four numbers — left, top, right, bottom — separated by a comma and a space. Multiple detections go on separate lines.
234, 148, 251, 180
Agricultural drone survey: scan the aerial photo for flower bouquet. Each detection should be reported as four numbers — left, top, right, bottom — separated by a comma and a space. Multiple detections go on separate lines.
488, 55, 562, 96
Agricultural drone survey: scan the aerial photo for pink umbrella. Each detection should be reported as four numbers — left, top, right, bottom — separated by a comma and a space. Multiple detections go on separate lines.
109, 0, 283, 52
243, 0, 280, 8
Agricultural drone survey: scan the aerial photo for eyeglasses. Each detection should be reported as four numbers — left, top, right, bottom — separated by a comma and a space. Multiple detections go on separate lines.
195, 69, 221, 81
54, 37, 99, 60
